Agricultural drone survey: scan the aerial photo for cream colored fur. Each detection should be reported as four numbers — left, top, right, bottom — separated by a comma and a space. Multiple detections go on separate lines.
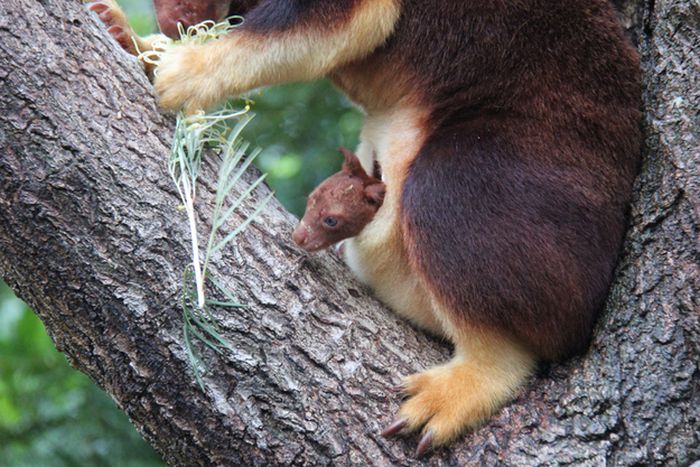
343, 106, 445, 335
345, 106, 537, 445
144, 0, 536, 448
154, 0, 401, 113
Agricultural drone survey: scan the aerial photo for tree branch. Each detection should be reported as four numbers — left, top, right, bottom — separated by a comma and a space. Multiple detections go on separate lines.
0, 0, 697, 464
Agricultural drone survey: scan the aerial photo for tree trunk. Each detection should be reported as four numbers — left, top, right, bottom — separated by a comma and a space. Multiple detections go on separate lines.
0, 0, 697, 465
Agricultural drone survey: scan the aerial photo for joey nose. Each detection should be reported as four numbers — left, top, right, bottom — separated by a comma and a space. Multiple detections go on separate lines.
292, 226, 307, 247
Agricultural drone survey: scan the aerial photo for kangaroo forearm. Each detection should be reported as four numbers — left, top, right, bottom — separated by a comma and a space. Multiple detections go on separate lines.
153, 0, 400, 112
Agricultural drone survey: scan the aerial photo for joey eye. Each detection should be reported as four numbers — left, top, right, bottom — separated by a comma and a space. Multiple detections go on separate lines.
323, 217, 338, 227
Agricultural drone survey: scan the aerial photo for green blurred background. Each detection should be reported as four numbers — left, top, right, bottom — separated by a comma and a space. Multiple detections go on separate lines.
0, 1, 361, 464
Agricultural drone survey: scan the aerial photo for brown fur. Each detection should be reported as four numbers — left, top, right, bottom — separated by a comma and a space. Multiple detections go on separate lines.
90, 0, 641, 453
293, 148, 385, 252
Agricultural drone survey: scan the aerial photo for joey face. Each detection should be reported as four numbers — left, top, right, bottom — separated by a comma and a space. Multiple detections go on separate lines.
293, 148, 385, 252
153, 0, 259, 38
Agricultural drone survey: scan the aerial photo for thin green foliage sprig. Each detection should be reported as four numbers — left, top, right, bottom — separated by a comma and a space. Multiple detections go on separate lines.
170, 106, 273, 387
169, 107, 268, 308
153, 16, 273, 386
181, 268, 247, 389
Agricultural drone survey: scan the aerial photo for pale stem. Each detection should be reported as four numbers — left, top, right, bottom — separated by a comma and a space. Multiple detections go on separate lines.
182, 177, 206, 308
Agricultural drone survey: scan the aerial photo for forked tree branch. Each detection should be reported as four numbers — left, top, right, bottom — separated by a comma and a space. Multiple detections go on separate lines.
0, 0, 697, 464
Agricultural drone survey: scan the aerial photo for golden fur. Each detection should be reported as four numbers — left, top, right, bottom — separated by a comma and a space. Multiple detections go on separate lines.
346, 106, 537, 445
90, 0, 641, 454
154, 0, 401, 113
344, 106, 444, 334
399, 326, 535, 445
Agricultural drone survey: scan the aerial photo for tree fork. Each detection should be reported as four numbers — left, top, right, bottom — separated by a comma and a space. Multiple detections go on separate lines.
0, 0, 697, 464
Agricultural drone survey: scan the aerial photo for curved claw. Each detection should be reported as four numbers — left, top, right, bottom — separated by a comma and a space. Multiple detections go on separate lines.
87, 2, 109, 13
106, 25, 124, 35
86, 0, 142, 58
415, 429, 434, 457
106, 25, 137, 53
381, 418, 408, 438
99, 10, 115, 23
88, 1, 117, 30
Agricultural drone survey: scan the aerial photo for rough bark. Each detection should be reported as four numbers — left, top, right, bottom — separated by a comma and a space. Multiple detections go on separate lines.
0, 0, 697, 465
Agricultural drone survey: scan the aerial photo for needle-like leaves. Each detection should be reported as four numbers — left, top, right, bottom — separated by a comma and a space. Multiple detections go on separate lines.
146, 16, 271, 390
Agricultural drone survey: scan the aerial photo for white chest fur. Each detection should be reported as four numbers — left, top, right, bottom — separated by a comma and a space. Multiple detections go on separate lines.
343, 106, 444, 336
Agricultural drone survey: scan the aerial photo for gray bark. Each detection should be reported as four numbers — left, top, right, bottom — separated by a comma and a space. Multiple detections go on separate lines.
0, 0, 697, 465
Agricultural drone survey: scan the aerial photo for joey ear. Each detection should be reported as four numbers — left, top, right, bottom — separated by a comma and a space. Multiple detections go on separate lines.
338, 147, 367, 178
364, 182, 386, 206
